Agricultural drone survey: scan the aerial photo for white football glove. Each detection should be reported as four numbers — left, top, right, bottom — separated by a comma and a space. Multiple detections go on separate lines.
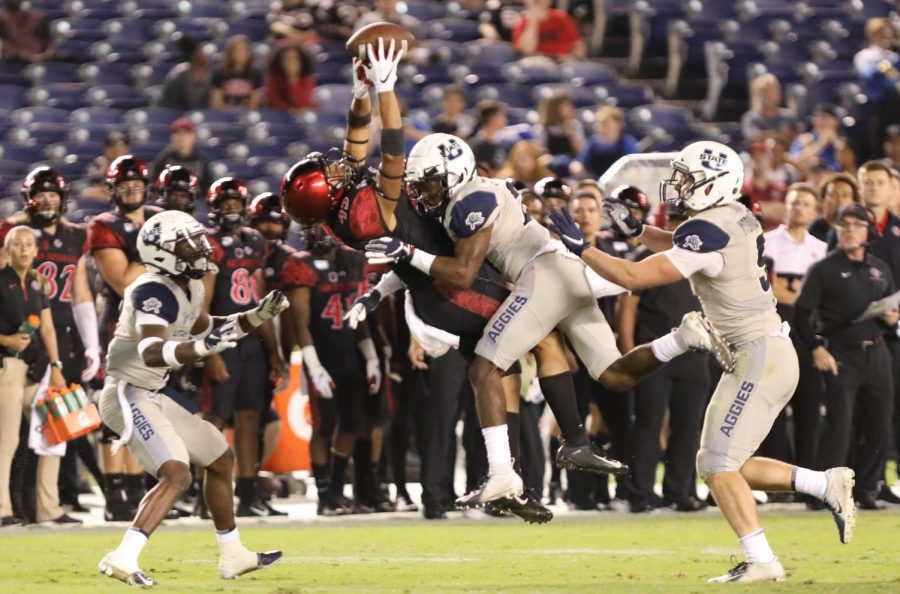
343, 288, 383, 329
403, 291, 459, 358
364, 38, 404, 94
246, 290, 290, 327
308, 366, 335, 399
81, 345, 101, 383
365, 357, 382, 395
352, 57, 371, 99
194, 320, 240, 357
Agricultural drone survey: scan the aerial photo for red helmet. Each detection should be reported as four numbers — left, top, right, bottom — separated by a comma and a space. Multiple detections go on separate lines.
280, 154, 336, 225
249, 192, 290, 226
21, 166, 68, 226
207, 177, 249, 229
155, 165, 199, 213
106, 155, 149, 212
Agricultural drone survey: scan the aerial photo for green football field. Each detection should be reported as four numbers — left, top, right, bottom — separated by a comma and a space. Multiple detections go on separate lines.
2, 510, 899, 593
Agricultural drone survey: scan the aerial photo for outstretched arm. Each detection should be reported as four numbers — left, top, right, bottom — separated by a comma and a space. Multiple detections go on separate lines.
343, 58, 373, 163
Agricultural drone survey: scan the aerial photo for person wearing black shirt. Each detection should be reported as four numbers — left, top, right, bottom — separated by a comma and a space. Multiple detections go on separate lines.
0, 226, 75, 527
618, 204, 709, 513
794, 203, 899, 509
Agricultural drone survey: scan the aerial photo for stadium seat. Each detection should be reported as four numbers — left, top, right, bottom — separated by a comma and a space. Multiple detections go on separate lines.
10, 123, 70, 145
451, 63, 507, 86
401, 63, 456, 86
464, 41, 519, 66
312, 85, 355, 113
88, 85, 146, 110
403, 0, 449, 21
104, 19, 159, 43
243, 109, 300, 127
222, 18, 270, 40
594, 83, 656, 108
196, 123, 248, 144
12, 106, 70, 125
185, 3, 229, 19
29, 83, 90, 110
559, 61, 618, 86
0, 143, 44, 164
25, 61, 79, 85
70, 107, 127, 125
0, 63, 29, 87
247, 176, 282, 195
187, 109, 244, 125
79, 62, 134, 86
0, 86, 28, 111
503, 61, 561, 85
476, 84, 540, 109
420, 40, 466, 65
228, 141, 287, 160
424, 18, 482, 43
209, 158, 266, 181
126, 107, 181, 127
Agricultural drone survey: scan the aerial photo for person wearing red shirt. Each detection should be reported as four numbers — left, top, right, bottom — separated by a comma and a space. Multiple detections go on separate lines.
512, 0, 585, 60
265, 44, 317, 111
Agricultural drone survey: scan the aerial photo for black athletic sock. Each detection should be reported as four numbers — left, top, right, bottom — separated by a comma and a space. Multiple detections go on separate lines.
353, 439, 373, 501
312, 463, 329, 491
235, 477, 256, 505
506, 412, 521, 472
328, 451, 350, 496
548, 437, 561, 484
539, 373, 588, 446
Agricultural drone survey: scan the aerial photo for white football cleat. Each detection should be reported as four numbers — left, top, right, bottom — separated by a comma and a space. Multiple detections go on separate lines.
455, 468, 523, 509
822, 467, 856, 544
219, 547, 283, 579
98, 552, 156, 587
708, 558, 785, 583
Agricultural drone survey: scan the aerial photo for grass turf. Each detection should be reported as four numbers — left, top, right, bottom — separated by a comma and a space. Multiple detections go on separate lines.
2, 510, 899, 593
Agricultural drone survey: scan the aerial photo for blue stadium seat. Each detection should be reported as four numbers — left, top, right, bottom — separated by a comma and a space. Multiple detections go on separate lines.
77, 7, 120, 20
243, 109, 300, 127
425, 18, 482, 42
401, 63, 456, 86
79, 62, 134, 86
185, 3, 229, 19
104, 19, 159, 43
297, 111, 345, 135
246, 122, 306, 144
196, 123, 248, 144
128, 141, 167, 162
224, 18, 269, 40
70, 107, 127, 125
10, 123, 70, 145
209, 158, 266, 181
476, 84, 535, 109
464, 41, 518, 65
12, 106, 70, 125
70, 124, 124, 144
595, 83, 656, 109
131, 8, 180, 22
46, 141, 104, 162
421, 40, 466, 65
187, 109, 244, 125
312, 85, 354, 113
228, 141, 286, 160
88, 85, 146, 110
559, 61, 618, 86
503, 62, 561, 85
25, 62, 79, 85
0, 63, 28, 87
0, 143, 44, 164
394, 84, 429, 110
129, 124, 170, 145
126, 107, 181, 126
404, 0, 449, 21
29, 83, 90, 110
247, 176, 282, 196
0, 86, 28, 111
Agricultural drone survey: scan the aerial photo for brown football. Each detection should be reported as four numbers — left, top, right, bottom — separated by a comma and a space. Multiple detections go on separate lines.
345, 22, 415, 64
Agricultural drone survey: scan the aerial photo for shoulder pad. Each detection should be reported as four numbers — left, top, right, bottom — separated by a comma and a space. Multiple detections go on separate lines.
131, 281, 179, 324
672, 219, 730, 253
449, 190, 498, 238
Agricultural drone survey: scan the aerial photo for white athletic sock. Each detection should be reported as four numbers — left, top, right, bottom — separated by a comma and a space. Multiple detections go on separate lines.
216, 526, 243, 555
739, 529, 776, 564
792, 467, 828, 500
651, 332, 685, 362
114, 527, 148, 567
482, 425, 513, 475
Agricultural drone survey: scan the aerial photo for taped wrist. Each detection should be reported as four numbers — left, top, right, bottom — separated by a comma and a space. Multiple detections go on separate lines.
193, 339, 210, 358
358, 337, 378, 362
162, 341, 182, 367
137, 337, 163, 359
348, 110, 372, 128
374, 271, 405, 298
301, 345, 324, 371
410, 249, 436, 274
380, 128, 405, 156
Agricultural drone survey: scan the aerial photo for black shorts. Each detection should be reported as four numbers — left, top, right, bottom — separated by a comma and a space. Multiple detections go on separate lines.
323, 356, 369, 434
204, 335, 268, 421
310, 392, 336, 437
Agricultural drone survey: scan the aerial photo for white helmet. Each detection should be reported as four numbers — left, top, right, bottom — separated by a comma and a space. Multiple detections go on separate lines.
405, 133, 476, 217
660, 141, 743, 211
138, 210, 212, 279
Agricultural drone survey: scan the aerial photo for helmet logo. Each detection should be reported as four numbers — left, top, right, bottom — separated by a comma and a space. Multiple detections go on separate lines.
682, 234, 703, 251
141, 297, 163, 315
438, 139, 464, 161
142, 221, 162, 246
465, 211, 485, 231
700, 149, 728, 172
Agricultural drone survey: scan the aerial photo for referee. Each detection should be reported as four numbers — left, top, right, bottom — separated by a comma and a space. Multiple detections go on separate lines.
794, 203, 899, 510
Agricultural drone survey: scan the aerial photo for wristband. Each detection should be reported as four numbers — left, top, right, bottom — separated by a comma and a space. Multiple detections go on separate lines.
137, 336, 163, 358
162, 341, 181, 367
193, 339, 210, 358
374, 271, 405, 297
358, 337, 378, 362
410, 249, 436, 274
380, 128, 405, 156
348, 110, 372, 128
301, 345, 324, 371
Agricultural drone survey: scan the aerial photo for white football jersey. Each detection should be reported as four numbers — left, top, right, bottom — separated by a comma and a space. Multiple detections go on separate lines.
106, 272, 205, 390
443, 176, 550, 283
670, 202, 782, 346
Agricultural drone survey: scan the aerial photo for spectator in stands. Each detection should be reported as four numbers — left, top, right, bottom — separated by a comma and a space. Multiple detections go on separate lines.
513, 0, 584, 60
354, 0, 422, 38
0, 226, 76, 527
496, 141, 554, 186
855, 19, 900, 160
882, 125, 900, 170
265, 44, 317, 111
469, 99, 509, 172
160, 36, 213, 112
0, 0, 52, 64
534, 92, 584, 157
151, 118, 212, 193
790, 104, 855, 173
270, 0, 320, 46
741, 74, 799, 144
479, 0, 526, 42
809, 173, 859, 245
576, 106, 639, 179
430, 86, 476, 140
210, 35, 262, 110
768, 136, 805, 185
82, 132, 129, 202
742, 141, 788, 230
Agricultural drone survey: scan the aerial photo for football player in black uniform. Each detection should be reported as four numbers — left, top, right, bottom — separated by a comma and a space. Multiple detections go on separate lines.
0, 167, 102, 521
282, 223, 381, 515
203, 178, 286, 517
87, 155, 161, 521
154, 165, 200, 215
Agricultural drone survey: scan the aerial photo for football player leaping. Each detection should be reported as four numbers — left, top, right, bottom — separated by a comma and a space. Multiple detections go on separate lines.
97, 210, 286, 586
364, 133, 719, 509
547, 141, 856, 583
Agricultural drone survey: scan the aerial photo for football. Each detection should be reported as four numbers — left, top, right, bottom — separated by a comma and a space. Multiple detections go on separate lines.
345, 22, 415, 64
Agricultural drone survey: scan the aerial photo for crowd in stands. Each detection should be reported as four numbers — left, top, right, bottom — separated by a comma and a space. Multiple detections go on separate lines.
0, 0, 899, 525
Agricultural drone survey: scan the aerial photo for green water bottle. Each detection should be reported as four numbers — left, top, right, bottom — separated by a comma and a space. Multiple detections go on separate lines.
70, 384, 88, 409
62, 387, 79, 413
47, 389, 68, 419
35, 398, 50, 424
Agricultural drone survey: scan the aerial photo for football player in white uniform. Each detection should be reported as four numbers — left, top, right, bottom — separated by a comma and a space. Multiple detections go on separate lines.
97, 210, 287, 586
365, 133, 717, 508
548, 141, 856, 583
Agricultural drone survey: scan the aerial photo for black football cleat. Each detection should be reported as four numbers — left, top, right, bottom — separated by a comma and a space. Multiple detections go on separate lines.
219, 549, 283, 579
555, 439, 627, 476
489, 490, 553, 524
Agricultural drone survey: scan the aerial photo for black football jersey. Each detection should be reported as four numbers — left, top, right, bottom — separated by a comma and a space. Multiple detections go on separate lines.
207, 226, 268, 317
262, 240, 296, 292
282, 247, 364, 365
